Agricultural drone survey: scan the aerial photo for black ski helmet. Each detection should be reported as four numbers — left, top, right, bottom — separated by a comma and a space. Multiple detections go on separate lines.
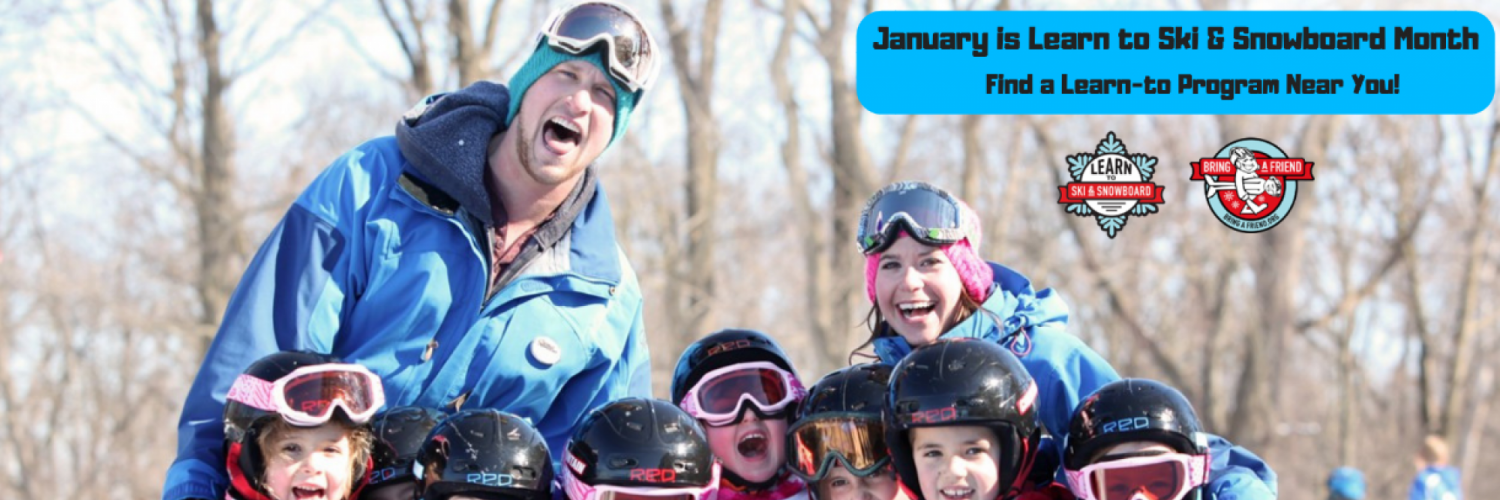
788, 363, 894, 492
414, 409, 554, 500
670, 328, 799, 407
562, 398, 717, 498
1063, 379, 1209, 499
368, 406, 447, 490
885, 339, 1041, 500
798, 363, 893, 418
224, 351, 375, 500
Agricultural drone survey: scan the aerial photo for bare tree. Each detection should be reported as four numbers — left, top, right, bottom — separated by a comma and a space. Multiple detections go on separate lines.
816, 1, 877, 358
194, 0, 247, 358
376, 0, 524, 100
1435, 109, 1500, 448
377, 0, 439, 97
659, 0, 725, 338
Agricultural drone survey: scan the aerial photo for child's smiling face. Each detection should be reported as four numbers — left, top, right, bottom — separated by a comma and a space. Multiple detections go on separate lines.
704, 412, 789, 483
910, 426, 1002, 500
262, 424, 358, 500
816, 464, 900, 500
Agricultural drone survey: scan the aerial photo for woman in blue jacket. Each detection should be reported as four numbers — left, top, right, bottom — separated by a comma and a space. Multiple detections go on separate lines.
853, 181, 1277, 499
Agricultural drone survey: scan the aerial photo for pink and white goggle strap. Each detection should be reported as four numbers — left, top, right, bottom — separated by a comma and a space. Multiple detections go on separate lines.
1063, 452, 1210, 500
561, 452, 721, 500
227, 374, 280, 412
679, 361, 808, 424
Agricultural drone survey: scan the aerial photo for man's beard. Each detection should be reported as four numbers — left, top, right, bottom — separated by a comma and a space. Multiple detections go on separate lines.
515, 117, 538, 180
513, 116, 579, 186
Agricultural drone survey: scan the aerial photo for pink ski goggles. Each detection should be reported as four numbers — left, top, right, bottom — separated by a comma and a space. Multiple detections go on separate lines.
561, 458, 720, 500
1064, 452, 1209, 500
227, 363, 385, 427
680, 361, 807, 427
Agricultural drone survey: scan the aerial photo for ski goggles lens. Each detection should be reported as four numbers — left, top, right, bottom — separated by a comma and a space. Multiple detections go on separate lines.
699, 368, 788, 413
787, 416, 889, 482
683, 362, 805, 426
542, 2, 658, 92
1066, 453, 1208, 500
856, 182, 969, 255
281, 368, 381, 422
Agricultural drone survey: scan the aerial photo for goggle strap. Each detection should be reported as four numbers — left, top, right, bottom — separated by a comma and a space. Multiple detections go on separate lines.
227, 374, 279, 413
1189, 454, 1210, 488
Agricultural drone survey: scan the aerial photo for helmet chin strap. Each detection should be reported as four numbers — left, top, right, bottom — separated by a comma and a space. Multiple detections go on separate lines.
225, 443, 276, 500
706, 405, 794, 493
717, 469, 806, 500
721, 467, 785, 491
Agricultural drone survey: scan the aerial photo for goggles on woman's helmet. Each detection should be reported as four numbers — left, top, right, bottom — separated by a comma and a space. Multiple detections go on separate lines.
856, 182, 977, 255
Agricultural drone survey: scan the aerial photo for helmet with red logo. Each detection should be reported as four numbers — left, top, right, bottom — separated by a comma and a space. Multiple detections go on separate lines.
561, 398, 719, 500
884, 339, 1041, 500
414, 408, 554, 500
223, 351, 381, 500
670, 329, 803, 415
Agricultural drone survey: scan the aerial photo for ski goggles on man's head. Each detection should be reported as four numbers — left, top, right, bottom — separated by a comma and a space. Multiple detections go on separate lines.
562, 460, 720, 500
786, 414, 890, 482
227, 363, 386, 427
539, 1, 660, 93
1064, 452, 1210, 500
680, 362, 807, 427
856, 182, 976, 255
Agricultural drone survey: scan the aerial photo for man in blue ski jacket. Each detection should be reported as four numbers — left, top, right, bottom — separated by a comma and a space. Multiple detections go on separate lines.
161, 3, 662, 500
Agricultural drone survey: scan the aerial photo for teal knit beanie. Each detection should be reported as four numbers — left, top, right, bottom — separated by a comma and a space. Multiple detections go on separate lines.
506, 41, 639, 150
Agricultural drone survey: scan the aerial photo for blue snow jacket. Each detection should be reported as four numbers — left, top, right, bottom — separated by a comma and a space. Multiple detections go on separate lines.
1409, 466, 1462, 500
162, 83, 650, 500
871, 261, 1277, 499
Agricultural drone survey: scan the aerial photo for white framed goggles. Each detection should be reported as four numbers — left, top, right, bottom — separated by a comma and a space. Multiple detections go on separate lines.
855, 181, 977, 255
680, 361, 807, 427
539, 1, 660, 93
227, 363, 386, 427
1064, 452, 1210, 500
562, 458, 720, 500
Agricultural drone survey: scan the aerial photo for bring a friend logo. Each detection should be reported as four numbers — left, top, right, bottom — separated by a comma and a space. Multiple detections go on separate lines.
1189, 138, 1315, 233
1057, 132, 1165, 238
